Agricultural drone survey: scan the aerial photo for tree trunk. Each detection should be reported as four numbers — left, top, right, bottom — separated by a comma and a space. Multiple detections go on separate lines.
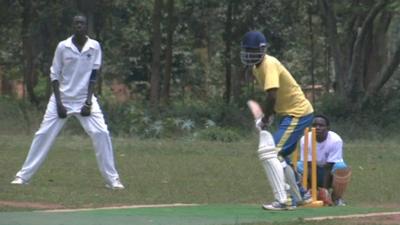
364, 12, 392, 90
232, 66, 246, 103
346, 0, 388, 102
318, 0, 346, 97
150, 0, 162, 107
223, 1, 233, 104
318, 0, 400, 109
21, 0, 39, 105
308, 6, 316, 107
0, 67, 13, 96
366, 43, 400, 98
42, 15, 57, 99
161, 0, 175, 105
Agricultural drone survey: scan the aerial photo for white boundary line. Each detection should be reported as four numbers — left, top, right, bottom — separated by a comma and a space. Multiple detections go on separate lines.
39, 203, 199, 213
305, 211, 400, 221
40, 204, 400, 222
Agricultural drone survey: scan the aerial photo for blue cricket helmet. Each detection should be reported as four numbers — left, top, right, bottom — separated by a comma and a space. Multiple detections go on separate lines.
240, 31, 267, 65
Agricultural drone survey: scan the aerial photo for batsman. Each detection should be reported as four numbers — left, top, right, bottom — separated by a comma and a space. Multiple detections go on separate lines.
242, 31, 313, 210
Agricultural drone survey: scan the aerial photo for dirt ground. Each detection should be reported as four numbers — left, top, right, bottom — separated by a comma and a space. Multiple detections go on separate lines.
0, 200, 64, 210
311, 212, 400, 225
334, 214, 400, 225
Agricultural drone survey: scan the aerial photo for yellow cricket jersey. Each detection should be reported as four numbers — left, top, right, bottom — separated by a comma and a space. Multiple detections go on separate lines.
253, 54, 313, 117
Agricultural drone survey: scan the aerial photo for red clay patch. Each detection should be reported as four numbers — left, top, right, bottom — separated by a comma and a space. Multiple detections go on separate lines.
0, 200, 64, 210
306, 211, 400, 225
339, 214, 400, 225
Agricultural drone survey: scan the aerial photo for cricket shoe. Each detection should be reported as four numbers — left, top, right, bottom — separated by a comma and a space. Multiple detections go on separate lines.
11, 177, 29, 185
105, 179, 125, 190
297, 190, 312, 206
262, 201, 296, 211
334, 198, 346, 206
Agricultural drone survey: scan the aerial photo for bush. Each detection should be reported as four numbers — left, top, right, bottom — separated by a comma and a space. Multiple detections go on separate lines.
98, 96, 252, 140
0, 97, 43, 135
316, 93, 352, 119
315, 92, 400, 140
196, 127, 244, 142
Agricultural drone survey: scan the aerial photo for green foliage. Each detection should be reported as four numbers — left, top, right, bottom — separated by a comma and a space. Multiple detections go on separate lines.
0, 97, 42, 135
196, 127, 243, 142
0, 1, 398, 103
102, 1, 153, 83
315, 91, 400, 140
315, 93, 352, 119
0, 91, 253, 140
164, 98, 249, 127
1, 0, 400, 141
95, 91, 251, 139
32, 73, 50, 101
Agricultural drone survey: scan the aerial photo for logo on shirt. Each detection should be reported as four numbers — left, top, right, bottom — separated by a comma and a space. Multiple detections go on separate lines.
65, 57, 74, 61
86, 54, 92, 59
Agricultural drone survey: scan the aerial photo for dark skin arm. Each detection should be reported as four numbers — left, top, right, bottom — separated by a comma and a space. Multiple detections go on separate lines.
52, 80, 67, 118
322, 163, 334, 189
80, 70, 97, 117
261, 88, 277, 124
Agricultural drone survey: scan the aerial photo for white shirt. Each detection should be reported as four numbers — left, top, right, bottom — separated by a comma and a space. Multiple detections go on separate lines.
300, 131, 344, 166
50, 36, 102, 102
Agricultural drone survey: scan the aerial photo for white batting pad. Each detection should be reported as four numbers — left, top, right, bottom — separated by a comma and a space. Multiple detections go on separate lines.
257, 131, 277, 160
284, 166, 303, 203
257, 131, 287, 204
261, 158, 288, 204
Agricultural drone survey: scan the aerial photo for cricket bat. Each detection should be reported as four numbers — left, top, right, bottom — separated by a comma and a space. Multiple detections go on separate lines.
247, 100, 264, 120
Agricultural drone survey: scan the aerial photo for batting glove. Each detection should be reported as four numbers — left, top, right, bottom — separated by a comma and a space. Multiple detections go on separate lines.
255, 117, 265, 131
265, 115, 274, 126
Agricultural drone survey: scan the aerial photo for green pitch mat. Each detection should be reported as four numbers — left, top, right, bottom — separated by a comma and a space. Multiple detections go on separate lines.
0, 204, 398, 225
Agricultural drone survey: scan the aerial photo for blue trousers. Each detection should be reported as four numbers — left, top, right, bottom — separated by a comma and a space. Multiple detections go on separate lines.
274, 114, 314, 162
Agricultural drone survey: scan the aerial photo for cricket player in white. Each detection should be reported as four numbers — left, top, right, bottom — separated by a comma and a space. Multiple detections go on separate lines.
11, 14, 124, 190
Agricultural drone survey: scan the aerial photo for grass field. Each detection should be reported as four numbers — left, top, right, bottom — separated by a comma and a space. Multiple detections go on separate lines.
1, 133, 400, 224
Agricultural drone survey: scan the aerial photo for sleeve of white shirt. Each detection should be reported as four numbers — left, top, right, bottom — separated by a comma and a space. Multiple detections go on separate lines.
326, 140, 343, 163
50, 43, 63, 81
93, 42, 102, 70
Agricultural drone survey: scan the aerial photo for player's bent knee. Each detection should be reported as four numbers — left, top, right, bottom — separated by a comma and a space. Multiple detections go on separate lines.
88, 128, 110, 137
296, 161, 304, 174
332, 161, 348, 173
258, 149, 278, 160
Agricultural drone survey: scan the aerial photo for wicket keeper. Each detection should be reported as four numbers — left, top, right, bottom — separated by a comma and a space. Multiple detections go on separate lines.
298, 115, 351, 206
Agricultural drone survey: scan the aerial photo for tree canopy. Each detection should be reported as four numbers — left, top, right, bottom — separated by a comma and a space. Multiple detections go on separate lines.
0, 0, 399, 115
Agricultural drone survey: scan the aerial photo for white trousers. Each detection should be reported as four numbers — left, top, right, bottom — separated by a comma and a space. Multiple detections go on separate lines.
15, 96, 121, 185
